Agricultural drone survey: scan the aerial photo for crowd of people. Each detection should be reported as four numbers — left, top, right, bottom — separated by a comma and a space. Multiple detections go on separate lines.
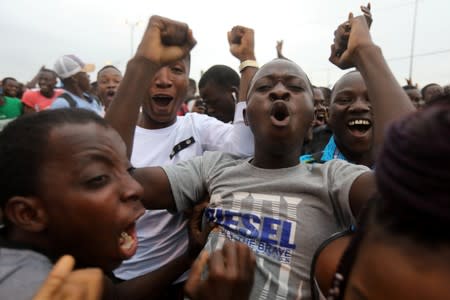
0, 3, 449, 300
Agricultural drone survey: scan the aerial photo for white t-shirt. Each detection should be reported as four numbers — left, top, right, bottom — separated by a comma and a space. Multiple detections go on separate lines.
114, 102, 253, 281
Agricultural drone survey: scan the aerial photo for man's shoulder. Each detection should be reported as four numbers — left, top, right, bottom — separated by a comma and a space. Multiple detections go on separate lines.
3, 96, 22, 104
182, 112, 229, 127
22, 89, 40, 98
0, 246, 52, 299
199, 151, 246, 171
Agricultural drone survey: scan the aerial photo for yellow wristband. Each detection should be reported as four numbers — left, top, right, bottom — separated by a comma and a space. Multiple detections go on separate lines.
239, 60, 259, 72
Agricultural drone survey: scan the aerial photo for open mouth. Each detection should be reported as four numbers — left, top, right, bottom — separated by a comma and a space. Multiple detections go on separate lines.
106, 90, 116, 99
315, 110, 326, 124
347, 119, 372, 137
118, 222, 138, 259
152, 94, 174, 106
270, 101, 290, 126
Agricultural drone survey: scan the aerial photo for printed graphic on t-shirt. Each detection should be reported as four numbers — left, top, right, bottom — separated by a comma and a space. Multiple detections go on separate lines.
205, 192, 302, 264
204, 191, 305, 299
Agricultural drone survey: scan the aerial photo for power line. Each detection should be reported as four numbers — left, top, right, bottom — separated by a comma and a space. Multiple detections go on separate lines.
388, 48, 450, 62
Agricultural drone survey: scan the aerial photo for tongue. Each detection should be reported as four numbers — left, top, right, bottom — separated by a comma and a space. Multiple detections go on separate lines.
348, 126, 369, 137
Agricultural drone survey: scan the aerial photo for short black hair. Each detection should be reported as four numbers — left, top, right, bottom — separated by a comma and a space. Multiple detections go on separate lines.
198, 65, 240, 90
0, 109, 109, 214
402, 84, 418, 90
421, 83, 440, 98
40, 68, 57, 78
97, 65, 122, 79
1, 77, 17, 86
330, 70, 360, 99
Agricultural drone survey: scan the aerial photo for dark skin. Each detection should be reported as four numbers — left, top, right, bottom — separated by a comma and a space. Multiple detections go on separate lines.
97, 67, 122, 110
25, 65, 46, 89
2, 78, 19, 98
312, 87, 328, 127
134, 12, 414, 222
61, 72, 91, 100
244, 59, 314, 169
199, 82, 237, 123
328, 72, 374, 167
312, 9, 416, 298
228, 25, 258, 102
105, 16, 196, 157
38, 71, 58, 98
23, 70, 59, 114
3, 122, 207, 300
104, 15, 256, 299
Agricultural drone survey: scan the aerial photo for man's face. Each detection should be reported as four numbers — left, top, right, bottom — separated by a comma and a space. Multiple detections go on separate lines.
3, 79, 19, 97
141, 58, 189, 129
246, 59, 313, 153
38, 71, 57, 97
328, 72, 373, 157
200, 82, 235, 123
74, 72, 91, 93
312, 88, 327, 127
423, 84, 443, 103
97, 67, 122, 109
39, 123, 144, 272
405, 88, 423, 108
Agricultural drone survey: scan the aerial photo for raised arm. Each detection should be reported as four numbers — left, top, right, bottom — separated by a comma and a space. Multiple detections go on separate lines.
329, 9, 415, 155
228, 26, 258, 101
329, 7, 415, 215
25, 65, 45, 89
105, 15, 196, 158
276, 40, 288, 60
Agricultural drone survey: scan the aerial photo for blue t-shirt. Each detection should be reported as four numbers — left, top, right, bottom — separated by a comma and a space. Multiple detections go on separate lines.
51, 91, 103, 116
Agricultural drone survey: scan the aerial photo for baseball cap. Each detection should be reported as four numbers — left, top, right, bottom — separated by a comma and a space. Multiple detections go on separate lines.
54, 55, 95, 79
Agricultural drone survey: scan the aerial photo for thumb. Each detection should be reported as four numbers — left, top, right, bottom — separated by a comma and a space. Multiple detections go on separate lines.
348, 12, 354, 21
33, 255, 75, 299
185, 251, 209, 298
227, 31, 233, 45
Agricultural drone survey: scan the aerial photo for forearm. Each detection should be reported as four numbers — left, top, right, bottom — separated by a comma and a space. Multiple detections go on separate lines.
133, 166, 177, 211
354, 45, 415, 151
105, 57, 159, 158
25, 77, 39, 89
103, 253, 192, 300
239, 66, 258, 101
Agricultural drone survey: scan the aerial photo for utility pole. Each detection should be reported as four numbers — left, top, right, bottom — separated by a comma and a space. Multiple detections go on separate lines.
408, 0, 419, 81
125, 20, 141, 58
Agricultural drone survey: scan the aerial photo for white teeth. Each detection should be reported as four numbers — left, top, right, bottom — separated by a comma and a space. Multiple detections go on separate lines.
120, 232, 134, 250
348, 120, 370, 126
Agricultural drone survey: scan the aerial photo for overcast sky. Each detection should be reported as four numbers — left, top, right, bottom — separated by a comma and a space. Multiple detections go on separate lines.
2, 0, 449, 89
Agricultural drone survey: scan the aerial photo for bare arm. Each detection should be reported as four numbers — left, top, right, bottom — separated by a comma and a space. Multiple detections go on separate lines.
330, 10, 415, 214
131, 166, 177, 211
228, 26, 258, 101
105, 15, 196, 158
103, 252, 192, 300
25, 66, 45, 89
105, 58, 158, 158
276, 40, 288, 60
329, 11, 415, 157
